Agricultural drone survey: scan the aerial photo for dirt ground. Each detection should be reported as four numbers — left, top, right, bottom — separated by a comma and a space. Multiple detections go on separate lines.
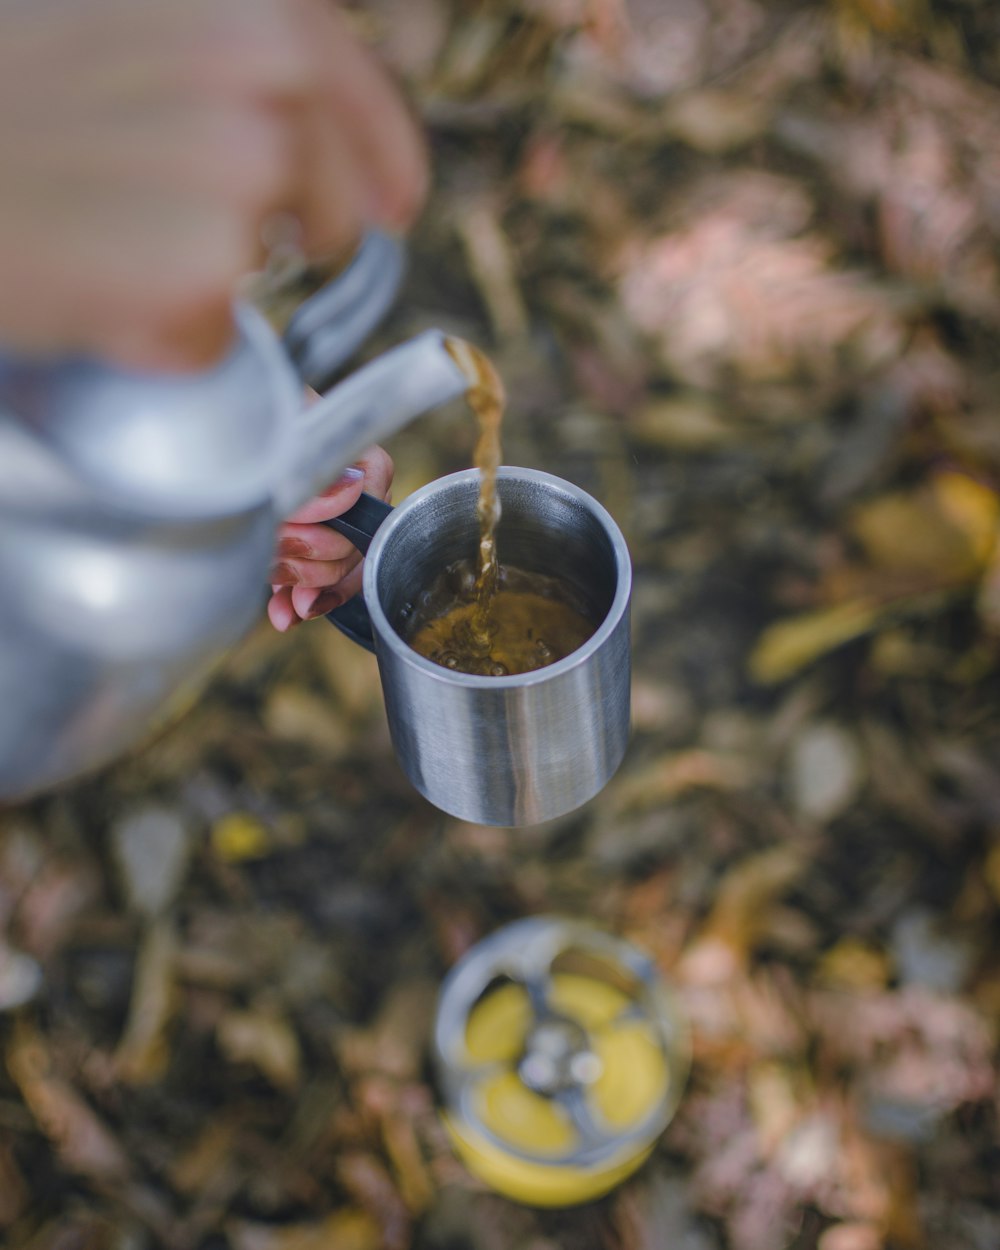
3, 2, 1000, 1248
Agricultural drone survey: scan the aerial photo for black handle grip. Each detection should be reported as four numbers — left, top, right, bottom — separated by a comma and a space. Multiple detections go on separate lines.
322, 492, 394, 652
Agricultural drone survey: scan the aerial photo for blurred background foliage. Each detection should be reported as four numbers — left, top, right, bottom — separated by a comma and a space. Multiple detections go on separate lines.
3, 2, 1000, 1248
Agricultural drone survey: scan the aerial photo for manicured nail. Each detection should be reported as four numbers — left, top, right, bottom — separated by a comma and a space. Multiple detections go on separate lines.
269, 562, 299, 585
305, 588, 345, 618
278, 536, 311, 559
321, 465, 365, 495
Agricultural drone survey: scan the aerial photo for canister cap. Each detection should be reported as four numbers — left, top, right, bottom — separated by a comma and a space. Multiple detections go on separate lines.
433, 916, 690, 1206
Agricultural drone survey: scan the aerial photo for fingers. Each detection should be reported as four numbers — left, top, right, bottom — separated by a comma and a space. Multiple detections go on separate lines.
276, 519, 365, 564
267, 585, 299, 632
283, 445, 393, 525
270, 548, 360, 590
291, 561, 364, 621
267, 444, 393, 631
267, 560, 363, 631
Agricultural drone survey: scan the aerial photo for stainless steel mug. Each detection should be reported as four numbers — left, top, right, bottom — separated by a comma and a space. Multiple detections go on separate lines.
326, 467, 632, 826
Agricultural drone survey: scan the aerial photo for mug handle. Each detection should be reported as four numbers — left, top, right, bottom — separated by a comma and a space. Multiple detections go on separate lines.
321, 492, 394, 652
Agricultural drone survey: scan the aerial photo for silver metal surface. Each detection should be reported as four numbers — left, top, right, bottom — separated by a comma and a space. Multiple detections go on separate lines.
0, 239, 469, 801
361, 468, 632, 826
276, 329, 468, 516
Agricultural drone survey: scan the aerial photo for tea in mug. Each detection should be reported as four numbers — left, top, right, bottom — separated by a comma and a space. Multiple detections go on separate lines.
404, 559, 597, 677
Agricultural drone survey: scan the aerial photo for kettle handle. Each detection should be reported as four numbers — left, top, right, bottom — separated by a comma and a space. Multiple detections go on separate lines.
321, 492, 394, 652
282, 231, 406, 391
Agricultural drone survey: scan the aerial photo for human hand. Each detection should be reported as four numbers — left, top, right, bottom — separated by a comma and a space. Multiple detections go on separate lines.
267, 444, 393, 631
0, 0, 427, 370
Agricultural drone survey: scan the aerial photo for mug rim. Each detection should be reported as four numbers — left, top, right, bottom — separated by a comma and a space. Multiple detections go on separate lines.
361, 466, 632, 688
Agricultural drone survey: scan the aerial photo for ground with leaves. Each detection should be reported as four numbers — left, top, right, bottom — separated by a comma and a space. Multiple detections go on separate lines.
3, 2, 1000, 1248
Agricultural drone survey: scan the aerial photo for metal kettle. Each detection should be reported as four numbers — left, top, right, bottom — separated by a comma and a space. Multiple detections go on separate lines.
0, 233, 470, 802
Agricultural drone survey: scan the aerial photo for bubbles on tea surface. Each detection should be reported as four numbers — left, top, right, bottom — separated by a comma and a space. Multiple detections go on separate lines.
405, 559, 598, 678
453, 561, 478, 598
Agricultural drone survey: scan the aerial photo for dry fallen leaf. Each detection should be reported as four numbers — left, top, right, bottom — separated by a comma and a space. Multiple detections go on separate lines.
628, 393, 738, 450
336, 1152, 412, 1250
618, 171, 903, 387
681, 846, 809, 982
0, 1141, 29, 1228
169, 1117, 241, 1198
228, 1209, 381, 1250
7, 1023, 130, 1181
819, 939, 891, 991
606, 749, 753, 816
454, 199, 530, 343
217, 1006, 302, 1090
849, 471, 998, 580
747, 1060, 804, 1156
752, 470, 999, 685
262, 684, 352, 756
984, 842, 1000, 907
749, 600, 882, 685
662, 88, 771, 153
307, 624, 382, 720
114, 919, 177, 1085
818, 1223, 885, 1250
338, 979, 438, 1082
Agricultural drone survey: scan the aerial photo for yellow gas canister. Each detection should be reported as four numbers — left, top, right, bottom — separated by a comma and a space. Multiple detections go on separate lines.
433, 916, 690, 1207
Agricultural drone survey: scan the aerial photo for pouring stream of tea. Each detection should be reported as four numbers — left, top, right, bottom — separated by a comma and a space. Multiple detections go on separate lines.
444, 337, 506, 644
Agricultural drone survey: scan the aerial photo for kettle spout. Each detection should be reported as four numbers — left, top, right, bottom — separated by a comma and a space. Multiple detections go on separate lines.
277, 329, 470, 516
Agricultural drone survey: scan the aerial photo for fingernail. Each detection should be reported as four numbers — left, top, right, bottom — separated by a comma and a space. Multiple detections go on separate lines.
305, 588, 345, 618
321, 465, 365, 495
278, 537, 311, 559
269, 562, 299, 585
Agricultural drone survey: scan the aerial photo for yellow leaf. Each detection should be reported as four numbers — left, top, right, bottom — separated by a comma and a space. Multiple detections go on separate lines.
850, 473, 997, 579
211, 812, 270, 863
819, 938, 890, 990
749, 600, 881, 684
932, 471, 1000, 566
